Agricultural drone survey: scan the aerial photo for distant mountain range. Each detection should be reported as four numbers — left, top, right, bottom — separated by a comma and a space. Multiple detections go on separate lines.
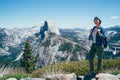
0, 21, 120, 67
60, 25, 120, 59
0, 21, 87, 67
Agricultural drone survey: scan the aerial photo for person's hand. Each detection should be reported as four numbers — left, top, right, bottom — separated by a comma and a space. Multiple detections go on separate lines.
90, 29, 92, 34
97, 29, 101, 36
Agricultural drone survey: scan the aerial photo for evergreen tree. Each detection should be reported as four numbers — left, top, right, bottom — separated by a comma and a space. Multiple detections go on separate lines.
21, 40, 37, 73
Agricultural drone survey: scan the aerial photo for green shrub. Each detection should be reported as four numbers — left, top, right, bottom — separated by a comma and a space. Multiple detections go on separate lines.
0, 73, 27, 80
111, 71, 120, 75
30, 58, 120, 77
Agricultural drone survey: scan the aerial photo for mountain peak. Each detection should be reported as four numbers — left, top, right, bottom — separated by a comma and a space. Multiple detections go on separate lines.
39, 21, 60, 41
40, 21, 61, 34
46, 21, 60, 35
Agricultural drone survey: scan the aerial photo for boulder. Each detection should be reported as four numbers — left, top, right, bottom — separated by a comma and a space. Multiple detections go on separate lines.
21, 77, 45, 80
6, 78, 17, 80
95, 73, 118, 80
45, 73, 76, 80
117, 74, 120, 79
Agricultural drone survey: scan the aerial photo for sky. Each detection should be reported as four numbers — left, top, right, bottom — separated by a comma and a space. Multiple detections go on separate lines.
0, 0, 120, 29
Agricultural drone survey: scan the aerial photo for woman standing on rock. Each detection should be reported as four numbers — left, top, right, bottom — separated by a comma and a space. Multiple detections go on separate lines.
88, 17, 107, 74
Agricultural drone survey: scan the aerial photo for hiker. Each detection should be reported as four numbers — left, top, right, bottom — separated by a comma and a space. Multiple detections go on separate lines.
88, 17, 107, 74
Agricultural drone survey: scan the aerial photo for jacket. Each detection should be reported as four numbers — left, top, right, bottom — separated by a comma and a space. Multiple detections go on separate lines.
88, 26, 106, 46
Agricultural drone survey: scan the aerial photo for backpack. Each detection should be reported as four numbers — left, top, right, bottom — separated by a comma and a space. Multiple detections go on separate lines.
92, 26, 108, 48
103, 37, 107, 48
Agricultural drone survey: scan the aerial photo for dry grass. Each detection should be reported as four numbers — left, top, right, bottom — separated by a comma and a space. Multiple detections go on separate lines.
42, 64, 67, 78
30, 63, 68, 78
0, 65, 27, 80
0, 65, 14, 77
0, 65, 26, 78
31, 58, 120, 78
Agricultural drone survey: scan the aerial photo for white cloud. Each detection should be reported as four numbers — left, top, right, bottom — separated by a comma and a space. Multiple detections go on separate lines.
110, 16, 120, 19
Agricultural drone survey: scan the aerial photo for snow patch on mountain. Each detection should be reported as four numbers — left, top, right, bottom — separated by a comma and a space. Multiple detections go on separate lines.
0, 48, 10, 56
107, 30, 117, 36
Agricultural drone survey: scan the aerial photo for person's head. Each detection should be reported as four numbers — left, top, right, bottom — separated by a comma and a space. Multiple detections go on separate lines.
94, 17, 102, 27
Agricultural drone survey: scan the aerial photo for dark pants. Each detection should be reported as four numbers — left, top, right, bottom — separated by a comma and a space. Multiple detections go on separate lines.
89, 43, 104, 72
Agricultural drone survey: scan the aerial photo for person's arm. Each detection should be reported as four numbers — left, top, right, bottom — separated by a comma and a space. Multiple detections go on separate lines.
97, 27, 106, 40
88, 29, 93, 40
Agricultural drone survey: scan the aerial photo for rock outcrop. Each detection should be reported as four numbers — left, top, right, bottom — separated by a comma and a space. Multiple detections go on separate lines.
39, 21, 49, 41
6, 73, 120, 80
95, 73, 118, 80
21, 77, 45, 80
45, 73, 76, 80
6, 78, 17, 80
117, 74, 120, 79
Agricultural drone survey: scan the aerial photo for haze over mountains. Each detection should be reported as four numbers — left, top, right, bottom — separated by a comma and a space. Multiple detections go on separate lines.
0, 21, 120, 67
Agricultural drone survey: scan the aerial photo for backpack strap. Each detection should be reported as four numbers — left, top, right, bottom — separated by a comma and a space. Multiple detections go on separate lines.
92, 26, 96, 32
92, 26, 105, 36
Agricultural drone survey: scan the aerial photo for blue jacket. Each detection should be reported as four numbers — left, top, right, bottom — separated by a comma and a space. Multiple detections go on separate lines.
88, 26, 106, 46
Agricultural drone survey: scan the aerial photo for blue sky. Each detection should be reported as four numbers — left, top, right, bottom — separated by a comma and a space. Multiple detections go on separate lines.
0, 0, 120, 29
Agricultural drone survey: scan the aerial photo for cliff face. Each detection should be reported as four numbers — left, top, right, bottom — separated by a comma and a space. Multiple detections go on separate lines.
28, 21, 88, 67
39, 21, 49, 41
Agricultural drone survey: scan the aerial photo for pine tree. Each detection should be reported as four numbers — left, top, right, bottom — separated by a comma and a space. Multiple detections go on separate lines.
21, 40, 37, 73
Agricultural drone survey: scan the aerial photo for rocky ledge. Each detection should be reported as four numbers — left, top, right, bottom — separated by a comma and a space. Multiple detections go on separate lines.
6, 73, 120, 80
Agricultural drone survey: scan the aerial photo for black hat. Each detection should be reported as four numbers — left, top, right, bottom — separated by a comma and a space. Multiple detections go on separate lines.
94, 17, 102, 24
